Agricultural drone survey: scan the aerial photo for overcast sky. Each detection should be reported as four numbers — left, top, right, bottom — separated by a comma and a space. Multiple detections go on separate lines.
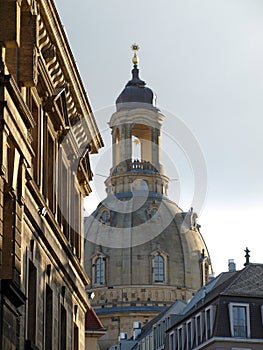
55, 0, 263, 275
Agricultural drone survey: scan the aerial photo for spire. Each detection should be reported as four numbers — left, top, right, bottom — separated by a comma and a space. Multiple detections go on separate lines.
244, 247, 250, 266
128, 43, 145, 86
131, 43, 139, 66
115, 44, 156, 110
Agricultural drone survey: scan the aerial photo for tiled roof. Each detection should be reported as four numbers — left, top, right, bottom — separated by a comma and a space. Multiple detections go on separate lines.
222, 263, 263, 297
85, 307, 105, 331
175, 264, 263, 322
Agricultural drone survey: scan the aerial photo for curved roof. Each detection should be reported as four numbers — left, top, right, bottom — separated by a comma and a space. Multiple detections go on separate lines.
85, 192, 212, 292
116, 65, 156, 111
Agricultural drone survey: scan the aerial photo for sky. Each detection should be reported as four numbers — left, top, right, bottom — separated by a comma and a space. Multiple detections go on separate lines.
55, 0, 263, 275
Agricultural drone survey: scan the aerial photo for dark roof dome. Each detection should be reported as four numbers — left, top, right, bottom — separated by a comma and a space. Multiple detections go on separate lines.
116, 65, 157, 111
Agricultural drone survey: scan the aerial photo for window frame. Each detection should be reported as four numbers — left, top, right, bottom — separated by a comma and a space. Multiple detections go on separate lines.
177, 325, 184, 350
153, 255, 165, 283
169, 331, 176, 350
93, 255, 106, 285
100, 209, 110, 225
205, 305, 215, 340
186, 320, 193, 350
229, 302, 250, 338
195, 312, 203, 346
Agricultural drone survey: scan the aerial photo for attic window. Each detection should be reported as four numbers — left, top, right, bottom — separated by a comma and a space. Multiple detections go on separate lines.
229, 303, 250, 338
205, 306, 215, 340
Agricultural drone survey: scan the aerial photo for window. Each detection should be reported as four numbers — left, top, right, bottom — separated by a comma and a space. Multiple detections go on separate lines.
100, 209, 110, 224
73, 323, 79, 350
60, 305, 67, 350
95, 257, 105, 284
169, 332, 175, 350
186, 321, 192, 350
46, 130, 55, 212
229, 303, 250, 338
30, 95, 40, 185
45, 284, 53, 350
70, 182, 81, 259
205, 306, 215, 340
177, 326, 184, 350
27, 261, 37, 344
60, 159, 69, 238
153, 255, 164, 282
195, 313, 203, 346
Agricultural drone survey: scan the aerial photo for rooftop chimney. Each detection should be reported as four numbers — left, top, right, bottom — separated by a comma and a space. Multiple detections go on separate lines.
133, 321, 142, 340
228, 259, 236, 272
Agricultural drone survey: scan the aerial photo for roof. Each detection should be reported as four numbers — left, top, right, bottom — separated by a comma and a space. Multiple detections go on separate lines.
85, 307, 105, 331
135, 300, 186, 342
172, 263, 263, 324
116, 65, 156, 111
222, 263, 263, 297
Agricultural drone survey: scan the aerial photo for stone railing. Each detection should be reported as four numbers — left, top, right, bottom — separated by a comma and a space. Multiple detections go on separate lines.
111, 160, 159, 175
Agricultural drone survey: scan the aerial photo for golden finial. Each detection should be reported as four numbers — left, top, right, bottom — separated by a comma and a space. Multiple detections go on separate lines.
131, 43, 139, 65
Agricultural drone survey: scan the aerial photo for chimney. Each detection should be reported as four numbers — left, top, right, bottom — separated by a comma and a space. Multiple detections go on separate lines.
228, 259, 236, 272
119, 332, 127, 340
133, 321, 142, 340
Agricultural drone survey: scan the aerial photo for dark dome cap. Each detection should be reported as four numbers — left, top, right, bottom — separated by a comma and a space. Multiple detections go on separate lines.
116, 65, 157, 111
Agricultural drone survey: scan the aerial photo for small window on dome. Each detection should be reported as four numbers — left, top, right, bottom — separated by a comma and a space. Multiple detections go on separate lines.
147, 206, 159, 221
100, 209, 110, 224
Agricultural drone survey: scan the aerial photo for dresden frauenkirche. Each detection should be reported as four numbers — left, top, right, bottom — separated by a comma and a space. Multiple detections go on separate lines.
84, 45, 213, 350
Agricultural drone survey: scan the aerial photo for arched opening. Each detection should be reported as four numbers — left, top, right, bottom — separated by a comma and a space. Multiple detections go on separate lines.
115, 128, 120, 165
132, 124, 152, 163
132, 135, 141, 161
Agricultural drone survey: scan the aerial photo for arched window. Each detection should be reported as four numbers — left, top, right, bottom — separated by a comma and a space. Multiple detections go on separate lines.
153, 255, 165, 282
95, 257, 105, 284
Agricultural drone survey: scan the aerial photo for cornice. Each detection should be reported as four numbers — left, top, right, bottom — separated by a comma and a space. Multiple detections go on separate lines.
38, 0, 103, 152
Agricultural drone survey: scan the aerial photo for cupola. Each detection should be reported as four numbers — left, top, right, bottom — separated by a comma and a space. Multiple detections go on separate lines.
116, 44, 156, 111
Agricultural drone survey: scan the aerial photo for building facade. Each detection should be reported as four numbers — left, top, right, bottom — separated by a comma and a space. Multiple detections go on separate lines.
166, 263, 263, 350
85, 307, 106, 350
0, 0, 103, 349
85, 46, 213, 350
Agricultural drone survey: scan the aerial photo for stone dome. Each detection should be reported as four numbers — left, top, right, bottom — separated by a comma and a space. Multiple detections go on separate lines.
116, 65, 156, 111
85, 192, 211, 293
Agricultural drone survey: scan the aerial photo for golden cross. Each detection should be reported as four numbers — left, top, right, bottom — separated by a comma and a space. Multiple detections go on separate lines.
131, 43, 140, 65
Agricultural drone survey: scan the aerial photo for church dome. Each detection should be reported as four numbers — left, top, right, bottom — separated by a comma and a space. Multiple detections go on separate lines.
84, 44, 212, 350
86, 193, 210, 290
116, 65, 156, 111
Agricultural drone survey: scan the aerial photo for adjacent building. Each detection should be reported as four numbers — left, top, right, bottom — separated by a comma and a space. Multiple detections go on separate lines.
166, 263, 263, 350
0, 0, 103, 349
85, 46, 213, 350
85, 308, 106, 350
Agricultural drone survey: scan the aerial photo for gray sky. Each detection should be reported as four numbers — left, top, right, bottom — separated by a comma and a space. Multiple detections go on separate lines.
56, 0, 263, 275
